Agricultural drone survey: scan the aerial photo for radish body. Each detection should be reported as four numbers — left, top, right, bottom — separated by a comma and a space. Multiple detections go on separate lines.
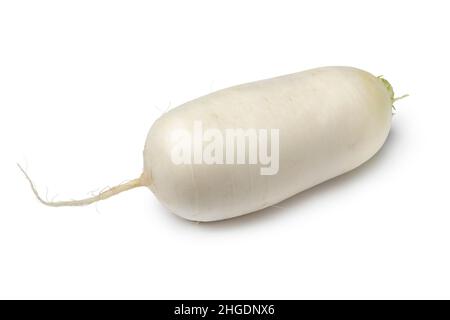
143, 66, 393, 221
21, 66, 401, 222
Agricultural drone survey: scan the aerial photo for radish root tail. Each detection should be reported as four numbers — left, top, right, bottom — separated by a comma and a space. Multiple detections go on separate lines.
17, 164, 145, 207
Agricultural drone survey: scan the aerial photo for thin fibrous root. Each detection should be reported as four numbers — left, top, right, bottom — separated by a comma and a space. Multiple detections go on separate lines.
394, 94, 409, 102
17, 164, 144, 207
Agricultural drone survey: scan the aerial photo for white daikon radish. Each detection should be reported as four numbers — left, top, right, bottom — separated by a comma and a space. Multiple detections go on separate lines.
20, 66, 406, 222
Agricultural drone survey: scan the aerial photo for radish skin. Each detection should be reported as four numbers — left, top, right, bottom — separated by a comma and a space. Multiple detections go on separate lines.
21, 66, 404, 222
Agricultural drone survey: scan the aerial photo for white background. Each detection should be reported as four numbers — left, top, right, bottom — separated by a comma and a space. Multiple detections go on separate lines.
1, 0, 449, 299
